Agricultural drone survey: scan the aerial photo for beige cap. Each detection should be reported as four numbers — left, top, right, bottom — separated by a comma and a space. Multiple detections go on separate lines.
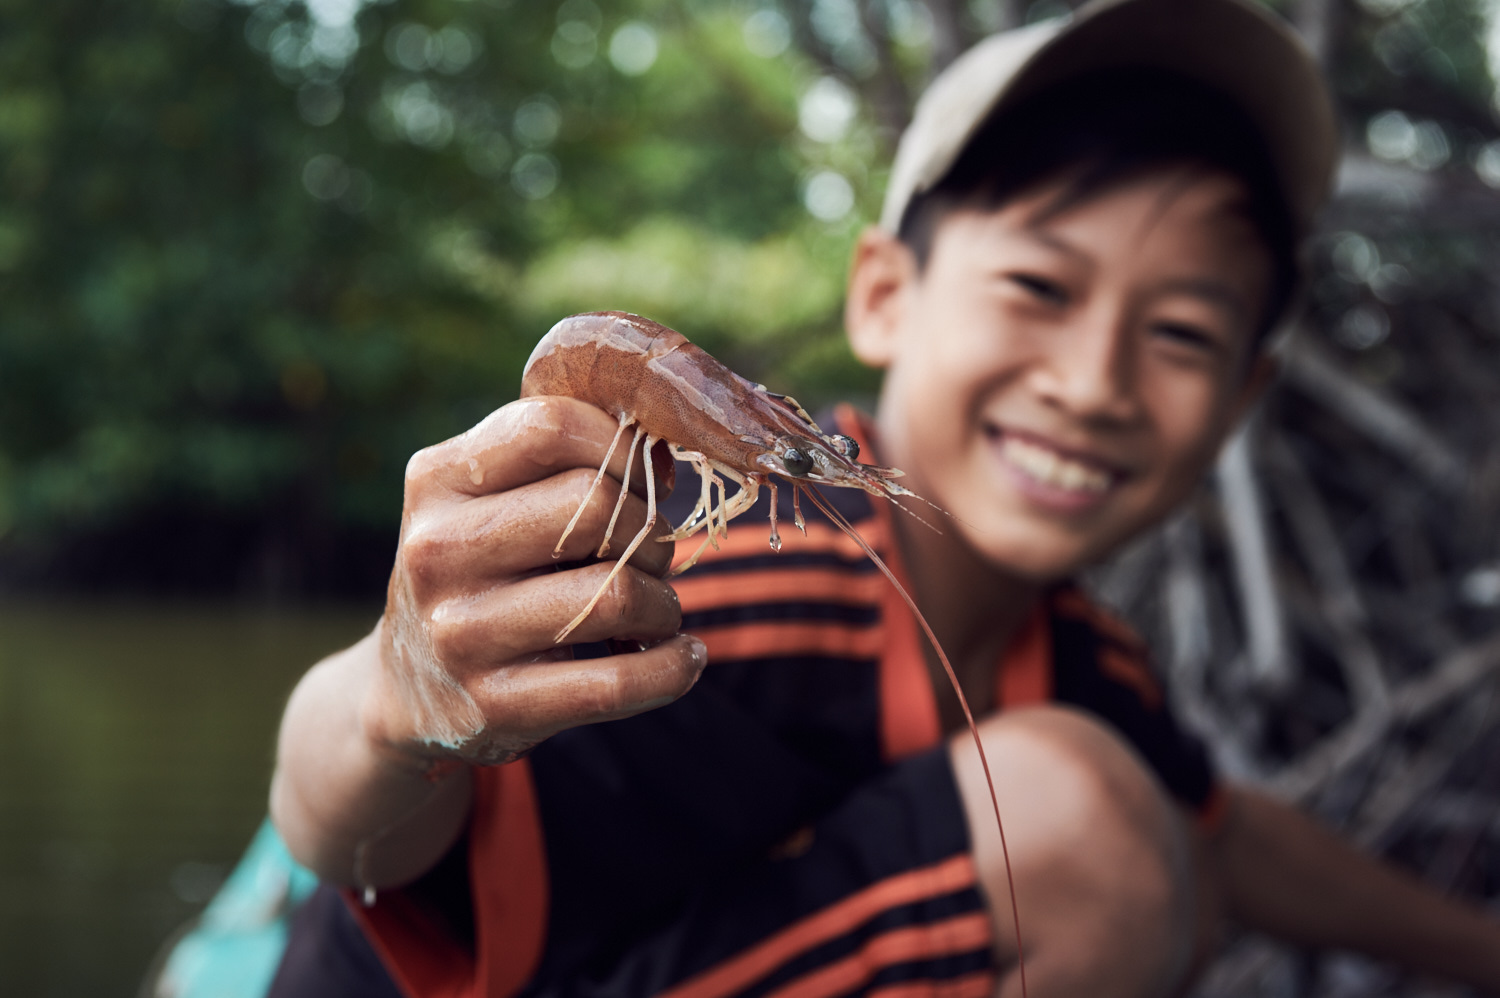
879, 0, 1339, 235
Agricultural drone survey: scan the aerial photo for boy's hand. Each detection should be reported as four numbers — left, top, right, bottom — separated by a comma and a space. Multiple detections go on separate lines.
364, 396, 706, 770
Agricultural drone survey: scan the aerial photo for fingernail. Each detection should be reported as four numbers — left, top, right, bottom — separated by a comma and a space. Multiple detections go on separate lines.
686, 634, 707, 671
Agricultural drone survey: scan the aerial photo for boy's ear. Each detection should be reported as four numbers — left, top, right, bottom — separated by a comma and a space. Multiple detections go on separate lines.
844, 227, 919, 369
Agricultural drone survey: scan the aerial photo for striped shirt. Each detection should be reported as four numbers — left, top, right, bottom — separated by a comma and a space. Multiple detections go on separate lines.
354, 405, 1218, 998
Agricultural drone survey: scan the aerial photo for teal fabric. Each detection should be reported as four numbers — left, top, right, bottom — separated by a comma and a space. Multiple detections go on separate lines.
154, 819, 318, 998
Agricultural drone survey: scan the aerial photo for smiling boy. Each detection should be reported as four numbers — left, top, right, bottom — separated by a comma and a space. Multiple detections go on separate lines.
266, 0, 1500, 995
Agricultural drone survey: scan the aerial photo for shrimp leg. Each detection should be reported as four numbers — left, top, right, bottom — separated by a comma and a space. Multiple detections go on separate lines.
767, 481, 780, 552
668, 470, 764, 576
597, 427, 644, 557
664, 453, 716, 542
555, 435, 661, 644
670, 534, 715, 577
553, 412, 632, 558
707, 464, 759, 529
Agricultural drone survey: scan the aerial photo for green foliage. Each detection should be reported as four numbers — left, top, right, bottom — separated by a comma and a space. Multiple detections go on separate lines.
1340, 0, 1497, 122
0, 0, 873, 554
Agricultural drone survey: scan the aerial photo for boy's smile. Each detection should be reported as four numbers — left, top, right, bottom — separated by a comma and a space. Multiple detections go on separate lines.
849, 169, 1275, 582
989, 429, 1119, 511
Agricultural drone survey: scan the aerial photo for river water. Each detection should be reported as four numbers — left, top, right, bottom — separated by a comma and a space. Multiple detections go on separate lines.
0, 601, 376, 997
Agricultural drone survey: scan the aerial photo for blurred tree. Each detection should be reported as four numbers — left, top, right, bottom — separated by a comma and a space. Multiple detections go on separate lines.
7, 0, 1500, 608
0, 0, 886, 595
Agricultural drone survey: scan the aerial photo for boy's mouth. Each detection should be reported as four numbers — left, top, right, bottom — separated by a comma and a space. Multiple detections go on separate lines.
989, 430, 1121, 507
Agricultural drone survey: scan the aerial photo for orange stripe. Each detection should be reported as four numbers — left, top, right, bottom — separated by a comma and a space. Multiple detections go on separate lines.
1196, 783, 1230, 833
877, 562, 943, 760
657, 853, 979, 998
763, 913, 993, 998
866, 497, 941, 761
865, 970, 997, 998
997, 602, 1052, 708
474, 761, 549, 998
834, 405, 946, 764
1098, 645, 1163, 709
697, 620, 886, 662
1052, 588, 1144, 652
347, 888, 475, 998
674, 567, 888, 614
355, 760, 548, 998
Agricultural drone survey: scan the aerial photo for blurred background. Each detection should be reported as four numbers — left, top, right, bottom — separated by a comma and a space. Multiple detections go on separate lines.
5, 0, 1500, 994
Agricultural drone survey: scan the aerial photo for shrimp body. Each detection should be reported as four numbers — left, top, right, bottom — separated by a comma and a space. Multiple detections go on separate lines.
523, 312, 914, 595
522, 311, 908, 505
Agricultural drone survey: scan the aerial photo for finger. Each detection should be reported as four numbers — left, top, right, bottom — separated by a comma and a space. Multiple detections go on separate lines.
408, 396, 674, 501
402, 467, 677, 590
430, 563, 682, 667
467, 633, 707, 743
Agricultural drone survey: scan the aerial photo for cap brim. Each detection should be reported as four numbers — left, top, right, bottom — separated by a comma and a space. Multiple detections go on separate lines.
880, 0, 1338, 233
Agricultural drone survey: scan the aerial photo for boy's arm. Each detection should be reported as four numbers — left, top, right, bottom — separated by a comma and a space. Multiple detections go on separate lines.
269, 396, 705, 890
270, 628, 477, 889
1214, 783, 1500, 990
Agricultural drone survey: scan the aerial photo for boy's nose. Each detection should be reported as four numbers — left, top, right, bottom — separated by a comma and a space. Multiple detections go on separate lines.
1030, 315, 1142, 425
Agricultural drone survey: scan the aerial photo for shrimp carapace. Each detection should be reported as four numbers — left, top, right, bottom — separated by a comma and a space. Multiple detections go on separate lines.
522, 311, 916, 589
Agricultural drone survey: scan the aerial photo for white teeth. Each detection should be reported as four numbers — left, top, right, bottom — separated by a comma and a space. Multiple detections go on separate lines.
1001, 436, 1111, 494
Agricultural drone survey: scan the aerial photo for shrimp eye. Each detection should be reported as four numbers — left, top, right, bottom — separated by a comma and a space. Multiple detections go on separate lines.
829, 434, 859, 461
781, 447, 813, 477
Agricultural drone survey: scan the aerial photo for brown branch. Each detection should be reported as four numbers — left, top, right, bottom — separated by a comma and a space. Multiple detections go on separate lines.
1351, 693, 1496, 851
1328, 154, 1500, 233
1279, 333, 1467, 494
1267, 628, 1500, 802
1216, 425, 1294, 693
1263, 433, 1389, 715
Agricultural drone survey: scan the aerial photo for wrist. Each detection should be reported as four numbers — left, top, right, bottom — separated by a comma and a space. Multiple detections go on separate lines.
359, 618, 484, 783
348, 622, 440, 775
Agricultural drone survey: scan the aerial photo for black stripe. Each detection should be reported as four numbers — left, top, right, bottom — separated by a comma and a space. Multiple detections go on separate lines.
836, 947, 995, 996
683, 601, 880, 630
700, 653, 878, 670
698, 656, 884, 785
680, 549, 883, 578
734, 887, 992, 998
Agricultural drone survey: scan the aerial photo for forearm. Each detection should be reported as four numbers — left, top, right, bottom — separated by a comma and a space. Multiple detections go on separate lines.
269, 627, 473, 889
1217, 785, 1500, 991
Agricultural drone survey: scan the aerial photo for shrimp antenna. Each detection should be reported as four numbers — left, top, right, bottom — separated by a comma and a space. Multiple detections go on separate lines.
884, 483, 980, 537
805, 485, 1028, 998
883, 494, 944, 536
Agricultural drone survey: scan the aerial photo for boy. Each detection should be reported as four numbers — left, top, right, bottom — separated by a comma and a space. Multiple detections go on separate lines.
266, 0, 1500, 994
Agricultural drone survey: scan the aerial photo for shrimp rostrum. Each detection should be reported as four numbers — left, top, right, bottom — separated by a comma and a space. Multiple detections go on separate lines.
520, 310, 914, 643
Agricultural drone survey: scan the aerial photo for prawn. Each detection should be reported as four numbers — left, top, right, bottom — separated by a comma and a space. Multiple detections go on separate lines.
520, 311, 1028, 995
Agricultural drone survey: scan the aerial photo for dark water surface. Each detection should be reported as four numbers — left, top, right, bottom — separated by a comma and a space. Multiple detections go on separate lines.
0, 601, 376, 997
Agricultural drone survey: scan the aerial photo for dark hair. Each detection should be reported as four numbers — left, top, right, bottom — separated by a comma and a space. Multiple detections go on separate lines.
897, 69, 1299, 345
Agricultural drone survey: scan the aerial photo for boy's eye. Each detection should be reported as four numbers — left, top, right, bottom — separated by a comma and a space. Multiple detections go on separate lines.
1151, 322, 1221, 353
1008, 272, 1068, 305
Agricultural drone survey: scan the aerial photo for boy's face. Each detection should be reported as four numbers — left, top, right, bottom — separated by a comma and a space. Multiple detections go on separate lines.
847, 169, 1276, 581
